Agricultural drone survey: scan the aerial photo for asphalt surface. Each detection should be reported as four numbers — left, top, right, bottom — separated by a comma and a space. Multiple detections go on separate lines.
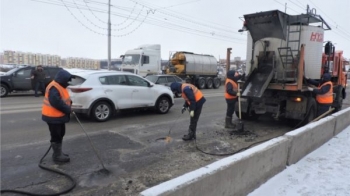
1, 84, 350, 196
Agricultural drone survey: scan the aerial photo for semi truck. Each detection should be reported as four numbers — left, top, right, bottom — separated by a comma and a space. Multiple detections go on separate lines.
166, 51, 221, 89
120, 44, 161, 77
236, 8, 347, 125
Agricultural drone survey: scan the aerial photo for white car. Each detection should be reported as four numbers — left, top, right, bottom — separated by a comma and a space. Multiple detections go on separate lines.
68, 71, 174, 122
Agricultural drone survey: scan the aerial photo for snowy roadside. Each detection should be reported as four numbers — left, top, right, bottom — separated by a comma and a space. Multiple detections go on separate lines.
248, 125, 350, 196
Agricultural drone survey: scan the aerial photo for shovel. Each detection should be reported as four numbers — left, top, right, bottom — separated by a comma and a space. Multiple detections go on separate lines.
156, 112, 183, 143
236, 82, 244, 132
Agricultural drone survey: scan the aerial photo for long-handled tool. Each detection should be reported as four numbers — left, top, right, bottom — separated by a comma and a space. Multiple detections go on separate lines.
310, 107, 335, 123
73, 112, 109, 174
156, 112, 183, 143
236, 82, 245, 132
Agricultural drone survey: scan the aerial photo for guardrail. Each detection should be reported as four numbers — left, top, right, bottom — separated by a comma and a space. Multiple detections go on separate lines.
140, 107, 350, 196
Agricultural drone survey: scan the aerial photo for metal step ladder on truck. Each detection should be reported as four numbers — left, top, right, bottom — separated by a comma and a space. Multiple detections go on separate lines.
236, 7, 347, 125
166, 51, 221, 89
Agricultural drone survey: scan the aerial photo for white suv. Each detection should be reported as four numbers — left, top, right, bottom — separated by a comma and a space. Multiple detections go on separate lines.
68, 71, 174, 122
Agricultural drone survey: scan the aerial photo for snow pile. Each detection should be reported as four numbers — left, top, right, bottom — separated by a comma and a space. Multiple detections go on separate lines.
249, 125, 350, 196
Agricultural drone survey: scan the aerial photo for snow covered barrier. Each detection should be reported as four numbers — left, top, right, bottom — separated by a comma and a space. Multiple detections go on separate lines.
285, 115, 336, 165
331, 107, 350, 135
140, 137, 290, 196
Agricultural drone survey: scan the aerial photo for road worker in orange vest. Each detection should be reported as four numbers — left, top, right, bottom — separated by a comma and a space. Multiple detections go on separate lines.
170, 82, 206, 141
224, 70, 244, 129
42, 70, 73, 163
306, 72, 333, 117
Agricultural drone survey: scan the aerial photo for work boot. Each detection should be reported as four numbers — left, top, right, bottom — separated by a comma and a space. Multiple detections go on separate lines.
61, 142, 69, 157
51, 142, 70, 163
182, 129, 196, 141
225, 116, 236, 129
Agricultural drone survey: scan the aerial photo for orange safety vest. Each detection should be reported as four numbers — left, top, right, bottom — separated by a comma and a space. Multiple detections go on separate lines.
181, 83, 203, 105
42, 81, 71, 117
316, 81, 333, 104
224, 78, 238, 99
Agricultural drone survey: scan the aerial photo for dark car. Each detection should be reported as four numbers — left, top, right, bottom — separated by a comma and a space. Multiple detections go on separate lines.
0, 66, 63, 97
145, 74, 185, 97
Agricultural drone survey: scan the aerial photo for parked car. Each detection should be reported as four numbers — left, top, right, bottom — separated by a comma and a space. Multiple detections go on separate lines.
0, 66, 63, 97
68, 71, 174, 122
145, 74, 185, 97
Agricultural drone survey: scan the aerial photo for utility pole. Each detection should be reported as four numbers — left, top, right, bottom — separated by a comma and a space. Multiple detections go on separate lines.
108, 0, 111, 70
226, 48, 232, 73
285, 3, 287, 13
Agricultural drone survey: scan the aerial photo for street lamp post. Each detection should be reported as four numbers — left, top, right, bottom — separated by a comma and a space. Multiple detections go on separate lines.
108, 0, 111, 70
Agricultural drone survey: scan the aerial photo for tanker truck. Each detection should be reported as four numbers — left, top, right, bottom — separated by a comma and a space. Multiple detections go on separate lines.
236, 8, 347, 125
166, 51, 221, 89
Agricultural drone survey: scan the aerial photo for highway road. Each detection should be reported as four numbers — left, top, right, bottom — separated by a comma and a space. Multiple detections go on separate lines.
0, 88, 224, 149
1, 85, 349, 196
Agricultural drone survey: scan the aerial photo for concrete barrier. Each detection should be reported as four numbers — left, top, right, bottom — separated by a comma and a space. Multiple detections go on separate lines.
331, 107, 350, 135
141, 107, 350, 196
140, 137, 290, 196
285, 115, 336, 165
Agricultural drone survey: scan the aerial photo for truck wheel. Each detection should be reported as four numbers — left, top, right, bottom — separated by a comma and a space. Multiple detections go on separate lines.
91, 101, 112, 122
197, 77, 206, 89
213, 77, 221, 89
304, 98, 317, 124
174, 92, 181, 98
1, 84, 9, 98
205, 77, 213, 89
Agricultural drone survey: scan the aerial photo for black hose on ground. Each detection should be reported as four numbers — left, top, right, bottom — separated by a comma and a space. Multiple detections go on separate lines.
1, 145, 76, 196
194, 136, 273, 156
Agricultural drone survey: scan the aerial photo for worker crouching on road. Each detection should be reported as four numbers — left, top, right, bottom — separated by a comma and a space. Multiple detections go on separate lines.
225, 70, 243, 129
170, 82, 206, 141
306, 73, 333, 117
42, 70, 73, 163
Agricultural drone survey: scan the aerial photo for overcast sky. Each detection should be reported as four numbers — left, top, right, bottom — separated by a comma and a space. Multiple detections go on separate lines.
1, 0, 350, 60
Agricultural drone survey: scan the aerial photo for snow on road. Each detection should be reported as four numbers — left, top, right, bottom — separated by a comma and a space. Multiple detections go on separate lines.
249, 125, 350, 196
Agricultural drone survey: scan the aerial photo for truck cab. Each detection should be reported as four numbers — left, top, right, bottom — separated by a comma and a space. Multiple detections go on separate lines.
120, 44, 161, 77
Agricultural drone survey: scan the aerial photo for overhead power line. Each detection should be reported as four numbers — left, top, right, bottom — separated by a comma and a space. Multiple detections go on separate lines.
27, 0, 246, 43
273, 0, 350, 42
307, 0, 350, 37
82, 0, 138, 26
127, 0, 240, 35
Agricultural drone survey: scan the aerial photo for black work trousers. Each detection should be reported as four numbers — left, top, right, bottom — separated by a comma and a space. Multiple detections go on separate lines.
47, 123, 66, 143
226, 99, 237, 118
189, 105, 203, 132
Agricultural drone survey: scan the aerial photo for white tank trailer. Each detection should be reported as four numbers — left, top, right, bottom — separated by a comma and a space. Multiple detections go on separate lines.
237, 9, 339, 125
167, 51, 221, 89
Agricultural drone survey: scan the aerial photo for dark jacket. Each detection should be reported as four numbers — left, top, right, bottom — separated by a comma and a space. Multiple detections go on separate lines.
307, 73, 332, 96
32, 68, 46, 82
226, 70, 243, 103
42, 70, 72, 124
170, 82, 206, 111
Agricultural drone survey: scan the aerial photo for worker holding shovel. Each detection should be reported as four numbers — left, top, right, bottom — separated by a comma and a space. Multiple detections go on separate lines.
224, 70, 244, 129
170, 82, 206, 141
